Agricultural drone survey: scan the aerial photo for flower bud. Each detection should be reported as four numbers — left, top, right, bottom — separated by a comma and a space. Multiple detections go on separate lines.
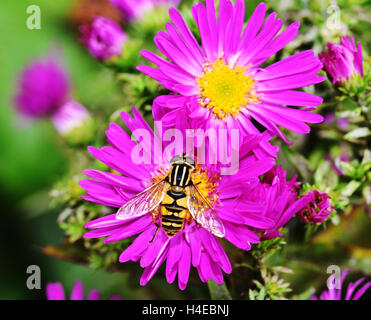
80, 16, 127, 61
298, 190, 334, 224
15, 58, 69, 118
319, 35, 363, 86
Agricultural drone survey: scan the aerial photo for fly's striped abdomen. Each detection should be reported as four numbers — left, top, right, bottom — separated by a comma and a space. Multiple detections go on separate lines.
160, 190, 188, 237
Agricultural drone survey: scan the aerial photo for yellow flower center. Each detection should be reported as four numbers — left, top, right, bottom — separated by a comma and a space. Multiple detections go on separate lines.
190, 165, 220, 207
197, 59, 261, 119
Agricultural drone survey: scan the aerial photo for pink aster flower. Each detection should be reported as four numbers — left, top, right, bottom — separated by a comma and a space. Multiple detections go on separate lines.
319, 35, 363, 85
311, 269, 371, 300
110, 0, 180, 22
80, 108, 277, 289
14, 57, 91, 135
46, 281, 121, 300
138, 0, 325, 144
15, 58, 69, 118
80, 16, 127, 61
297, 190, 333, 224
240, 165, 305, 240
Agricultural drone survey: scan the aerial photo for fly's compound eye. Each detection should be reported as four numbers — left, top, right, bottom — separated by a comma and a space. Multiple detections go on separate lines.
170, 155, 183, 164
185, 157, 195, 167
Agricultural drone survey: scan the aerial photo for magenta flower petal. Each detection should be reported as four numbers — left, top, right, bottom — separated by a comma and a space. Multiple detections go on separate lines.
46, 280, 121, 300
312, 269, 371, 300
87, 289, 100, 300
46, 282, 66, 300
70, 281, 84, 300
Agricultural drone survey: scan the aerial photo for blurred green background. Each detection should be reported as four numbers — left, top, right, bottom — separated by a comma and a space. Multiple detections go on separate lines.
0, 0, 139, 299
0, 0, 370, 300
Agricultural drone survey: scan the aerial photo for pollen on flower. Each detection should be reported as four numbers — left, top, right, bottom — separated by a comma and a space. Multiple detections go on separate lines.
151, 166, 169, 183
191, 165, 220, 207
197, 59, 261, 119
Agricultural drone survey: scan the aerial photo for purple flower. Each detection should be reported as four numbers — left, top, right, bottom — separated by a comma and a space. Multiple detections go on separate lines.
311, 269, 371, 300
52, 100, 91, 135
138, 0, 325, 144
319, 35, 363, 85
14, 57, 91, 135
110, 0, 180, 22
297, 190, 333, 224
80, 16, 127, 61
46, 281, 121, 300
80, 108, 277, 289
15, 58, 69, 118
241, 165, 304, 240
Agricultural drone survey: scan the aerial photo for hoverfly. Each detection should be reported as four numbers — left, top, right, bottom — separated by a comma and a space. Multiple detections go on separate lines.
116, 154, 225, 241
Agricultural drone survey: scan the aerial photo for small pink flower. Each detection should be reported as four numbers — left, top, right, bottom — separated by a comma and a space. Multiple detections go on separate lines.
14, 57, 90, 135
15, 58, 69, 118
80, 16, 127, 61
241, 165, 304, 240
297, 190, 333, 224
319, 35, 363, 85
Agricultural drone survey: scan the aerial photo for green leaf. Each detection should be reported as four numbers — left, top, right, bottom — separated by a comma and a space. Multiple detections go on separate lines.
257, 287, 266, 300
207, 280, 232, 300
337, 161, 356, 177
363, 185, 371, 205
344, 128, 371, 141
248, 290, 256, 300
342, 180, 362, 197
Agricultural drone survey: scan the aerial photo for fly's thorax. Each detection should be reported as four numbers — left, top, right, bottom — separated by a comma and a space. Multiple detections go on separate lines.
168, 161, 195, 188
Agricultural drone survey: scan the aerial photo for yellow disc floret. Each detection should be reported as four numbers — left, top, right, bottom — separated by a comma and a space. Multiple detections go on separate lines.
197, 59, 260, 119
190, 164, 220, 207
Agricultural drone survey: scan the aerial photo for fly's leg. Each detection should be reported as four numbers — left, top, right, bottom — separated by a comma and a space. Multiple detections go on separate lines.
149, 226, 160, 243
149, 208, 160, 243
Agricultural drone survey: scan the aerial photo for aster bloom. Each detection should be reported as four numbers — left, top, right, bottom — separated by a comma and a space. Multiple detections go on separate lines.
138, 0, 325, 144
80, 16, 127, 61
15, 58, 69, 118
241, 165, 305, 240
46, 281, 121, 300
110, 0, 180, 22
80, 108, 277, 289
297, 190, 333, 224
14, 57, 91, 135
311, 269, 371, 300
319, 35, 363, 85
52, 100, 91, 135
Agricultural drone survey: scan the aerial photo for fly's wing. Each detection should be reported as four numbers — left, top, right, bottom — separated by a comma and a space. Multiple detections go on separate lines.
187, 184, 225, 238
116, 179, 166, 220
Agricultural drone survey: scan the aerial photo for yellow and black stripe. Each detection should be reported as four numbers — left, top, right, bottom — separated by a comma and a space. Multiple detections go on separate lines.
168, 163, 192, 188
160, 190, 188, 237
